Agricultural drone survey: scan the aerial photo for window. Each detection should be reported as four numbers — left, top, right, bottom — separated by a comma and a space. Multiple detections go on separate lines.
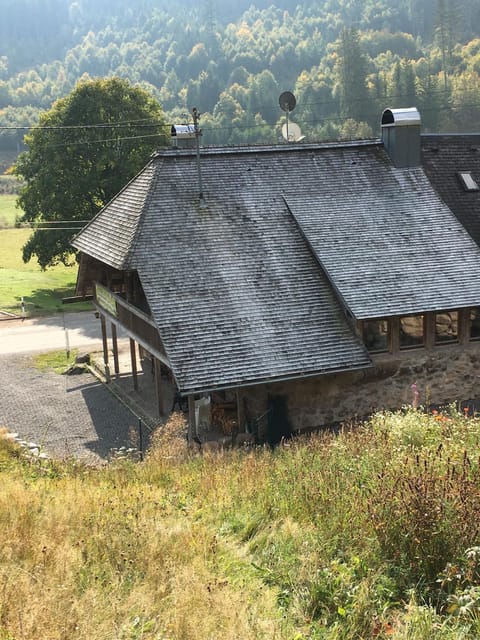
400, 314, 424, 349
363, 319, 388, 352
470, 308, 480, 340
435, 311, 458, 344
457, 172, 479, 192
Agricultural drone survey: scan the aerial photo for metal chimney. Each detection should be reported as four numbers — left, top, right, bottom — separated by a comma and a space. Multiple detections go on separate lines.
170, 124, 196, 149
381, 107, 421, 168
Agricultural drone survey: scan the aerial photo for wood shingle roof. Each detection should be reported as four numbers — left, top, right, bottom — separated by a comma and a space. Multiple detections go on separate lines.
285, 143, 480, 319
73, 140, 480, 392
421, 134, 480, 248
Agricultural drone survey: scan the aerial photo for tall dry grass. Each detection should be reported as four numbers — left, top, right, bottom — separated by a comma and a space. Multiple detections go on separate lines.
1, 407, 480, 639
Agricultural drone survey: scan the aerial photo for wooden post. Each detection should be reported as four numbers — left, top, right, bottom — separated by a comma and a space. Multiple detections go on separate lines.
154, 358, 164, 416
236, 388, 245, 433
125, 272, 133, 303
111, 323, 120, 379
188, 395, 196, 442
458, 308, 470, 345
130, 338, 138, 391
424, 312, 436, 350
100, 314, 110, 381
390, 317, 400, 354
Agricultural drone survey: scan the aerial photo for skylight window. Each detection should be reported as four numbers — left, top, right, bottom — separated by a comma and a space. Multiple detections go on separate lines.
457, 172, 479, 192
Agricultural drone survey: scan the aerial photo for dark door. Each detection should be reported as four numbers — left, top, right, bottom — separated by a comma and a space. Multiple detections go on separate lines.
267, 394, 291, 446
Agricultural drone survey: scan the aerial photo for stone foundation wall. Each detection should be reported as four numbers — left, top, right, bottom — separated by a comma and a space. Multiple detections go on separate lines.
240, 343, 480, 437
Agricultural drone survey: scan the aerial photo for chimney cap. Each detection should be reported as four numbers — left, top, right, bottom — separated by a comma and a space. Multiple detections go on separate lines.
381, 107, 421, 127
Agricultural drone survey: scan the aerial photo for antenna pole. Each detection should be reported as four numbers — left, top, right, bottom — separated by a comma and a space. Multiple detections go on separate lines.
192, 107, 205, 206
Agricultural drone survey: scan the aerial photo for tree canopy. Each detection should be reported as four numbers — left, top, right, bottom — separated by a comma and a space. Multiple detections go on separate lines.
1, 1, 480, 150
14, 77, 166, 268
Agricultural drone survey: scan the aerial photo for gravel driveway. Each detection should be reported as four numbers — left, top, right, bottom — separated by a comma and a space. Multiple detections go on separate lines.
0, 353, 141, 463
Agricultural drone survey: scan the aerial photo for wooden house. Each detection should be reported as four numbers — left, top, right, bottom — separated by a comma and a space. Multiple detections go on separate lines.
72, 109, 480, 443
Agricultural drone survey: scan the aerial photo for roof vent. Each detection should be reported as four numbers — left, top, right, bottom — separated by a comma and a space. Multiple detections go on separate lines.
381, 107, 421, 168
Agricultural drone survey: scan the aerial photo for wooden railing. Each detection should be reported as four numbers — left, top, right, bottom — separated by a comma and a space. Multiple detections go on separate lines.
94, 282, 168, 364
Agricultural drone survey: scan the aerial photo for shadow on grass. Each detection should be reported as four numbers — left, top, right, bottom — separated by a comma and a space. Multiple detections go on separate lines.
16, 286, 92, 317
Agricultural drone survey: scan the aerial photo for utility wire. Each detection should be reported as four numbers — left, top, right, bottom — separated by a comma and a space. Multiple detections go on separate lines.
0, 86, 469, 132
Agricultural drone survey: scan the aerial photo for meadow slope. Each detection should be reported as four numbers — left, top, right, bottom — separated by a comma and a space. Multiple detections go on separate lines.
1, 408, 480, 639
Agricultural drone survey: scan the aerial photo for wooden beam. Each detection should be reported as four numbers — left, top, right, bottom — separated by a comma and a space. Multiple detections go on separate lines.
188, 395, 195, 442
111, 323, 120, 379
154, 357, 164, 417
390, 317, 400, 354
459, 308, 470, 345
130, 338, 138, 391
236, 388, 245, 433
424, 312, 436, 350
100, 314, 110, 381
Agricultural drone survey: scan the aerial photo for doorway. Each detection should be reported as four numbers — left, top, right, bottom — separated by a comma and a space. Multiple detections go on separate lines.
267, 394, 291, 446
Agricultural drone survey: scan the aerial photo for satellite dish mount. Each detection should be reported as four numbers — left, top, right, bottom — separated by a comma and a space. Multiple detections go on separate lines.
278, 91, 303, 142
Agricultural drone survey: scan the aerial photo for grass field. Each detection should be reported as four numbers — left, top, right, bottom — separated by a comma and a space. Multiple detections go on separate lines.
0, 194, 20, 227
1, 409, 480, 639
0, 195, 91, 316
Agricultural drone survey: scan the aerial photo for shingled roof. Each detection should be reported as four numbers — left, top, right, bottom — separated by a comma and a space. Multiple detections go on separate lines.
421, 134, 480, 248
284, 142, 480, 319
74, 144, 374, 393
73, 140, 480, 392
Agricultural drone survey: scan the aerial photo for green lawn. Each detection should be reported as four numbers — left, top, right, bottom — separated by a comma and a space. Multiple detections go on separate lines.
0, 194, 20, 227
0, 228, 91, 316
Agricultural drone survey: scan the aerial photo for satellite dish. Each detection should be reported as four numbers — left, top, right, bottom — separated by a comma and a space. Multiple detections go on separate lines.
282, 122, 305, 142
279, 91, 296, 113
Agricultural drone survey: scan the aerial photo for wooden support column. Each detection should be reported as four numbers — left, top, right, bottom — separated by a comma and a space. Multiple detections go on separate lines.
236, 388, 245, 433
130, 338, 138, 391
458, 308, 470, 345
125, 272, 133, 303
424, 312, 436, 350
100, 314, 110, 381
154, 358, 164, 417
188, 395, 196, 442
111, 323, 120, 379
390, 317, 400, 354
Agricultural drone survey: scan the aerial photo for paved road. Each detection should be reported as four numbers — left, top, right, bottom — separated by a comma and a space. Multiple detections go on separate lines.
0, 310, 105, 355
0, 313, 142, 463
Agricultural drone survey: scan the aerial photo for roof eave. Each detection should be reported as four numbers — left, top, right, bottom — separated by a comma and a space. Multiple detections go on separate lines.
177, 359, 373, 397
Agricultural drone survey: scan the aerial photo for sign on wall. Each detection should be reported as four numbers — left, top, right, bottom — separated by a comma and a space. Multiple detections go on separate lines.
95, 283, 118, 318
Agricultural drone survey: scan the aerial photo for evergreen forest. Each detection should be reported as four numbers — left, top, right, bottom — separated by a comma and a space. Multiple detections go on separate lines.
1, 0, 480, 151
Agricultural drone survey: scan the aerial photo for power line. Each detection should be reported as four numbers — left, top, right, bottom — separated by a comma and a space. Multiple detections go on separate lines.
0, 86, 463, 132
0, 88, 476, 150
0, 121, 167, 131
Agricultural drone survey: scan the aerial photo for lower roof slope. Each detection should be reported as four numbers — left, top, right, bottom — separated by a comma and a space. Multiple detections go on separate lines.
284, 143, 480, 319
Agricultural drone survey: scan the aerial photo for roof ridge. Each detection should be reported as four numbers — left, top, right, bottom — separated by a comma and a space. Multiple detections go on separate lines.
153, 138, 383, 158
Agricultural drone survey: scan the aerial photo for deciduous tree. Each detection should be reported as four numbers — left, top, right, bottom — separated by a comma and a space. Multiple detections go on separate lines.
15, 77, 166, 268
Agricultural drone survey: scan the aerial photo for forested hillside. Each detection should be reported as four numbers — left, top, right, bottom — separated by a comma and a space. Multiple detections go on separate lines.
1, 0, 480, 150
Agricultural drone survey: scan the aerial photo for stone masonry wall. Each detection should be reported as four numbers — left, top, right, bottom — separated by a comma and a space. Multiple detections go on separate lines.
240, 343, 480, 437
